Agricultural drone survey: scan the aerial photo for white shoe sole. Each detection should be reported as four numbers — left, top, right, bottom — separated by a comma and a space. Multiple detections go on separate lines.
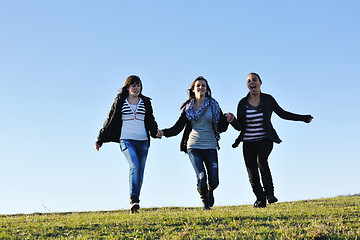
130, 203, 140, 213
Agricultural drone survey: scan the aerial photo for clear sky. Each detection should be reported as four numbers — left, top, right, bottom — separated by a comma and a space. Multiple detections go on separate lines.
1, 1, 359, 214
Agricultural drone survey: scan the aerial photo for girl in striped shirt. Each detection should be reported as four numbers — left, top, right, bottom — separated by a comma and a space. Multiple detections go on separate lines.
226, 73, 313, 208
95, 75, 159, 213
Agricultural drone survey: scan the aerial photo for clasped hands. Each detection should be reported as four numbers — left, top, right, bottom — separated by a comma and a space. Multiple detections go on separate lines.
156, 129, 164, 138
224, 113, 235, 123
155, 112, 235, 141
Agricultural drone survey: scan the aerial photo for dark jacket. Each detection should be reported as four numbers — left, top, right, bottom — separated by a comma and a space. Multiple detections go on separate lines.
96, 94, 158, 147
162, 108, 229, 153
231, 92, 312, 147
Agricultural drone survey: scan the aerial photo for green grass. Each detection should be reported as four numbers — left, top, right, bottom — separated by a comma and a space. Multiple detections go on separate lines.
1, 195, 359, 239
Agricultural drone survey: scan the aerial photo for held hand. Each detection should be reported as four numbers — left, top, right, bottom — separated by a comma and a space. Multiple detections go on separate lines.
156, 129, 164, 139
95, 142, 100, 151
225, 113, 235, 123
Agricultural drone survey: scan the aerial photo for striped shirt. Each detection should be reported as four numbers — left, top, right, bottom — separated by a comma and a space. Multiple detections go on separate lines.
120, 98, 147, 140
243, 104, 266, 142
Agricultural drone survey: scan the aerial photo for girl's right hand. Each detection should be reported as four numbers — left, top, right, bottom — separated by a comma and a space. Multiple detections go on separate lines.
95, 142, 100, 151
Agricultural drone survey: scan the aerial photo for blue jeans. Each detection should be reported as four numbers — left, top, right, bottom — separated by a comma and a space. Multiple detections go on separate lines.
119, 140, 149, 197
187, 148, 219, 191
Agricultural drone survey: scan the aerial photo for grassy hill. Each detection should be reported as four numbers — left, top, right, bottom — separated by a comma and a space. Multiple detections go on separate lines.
1, 195, 359, 239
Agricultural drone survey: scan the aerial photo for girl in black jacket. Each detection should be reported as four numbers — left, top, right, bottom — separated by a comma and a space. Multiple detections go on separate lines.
157, 76, 229, 210
95, 75, 159, 213
226, 73, 313, 208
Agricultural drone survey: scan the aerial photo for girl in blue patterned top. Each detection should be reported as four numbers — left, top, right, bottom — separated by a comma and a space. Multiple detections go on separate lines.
157, 76, 229, 210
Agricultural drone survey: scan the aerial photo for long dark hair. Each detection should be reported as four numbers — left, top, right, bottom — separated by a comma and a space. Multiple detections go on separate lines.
117, 75, 143, 98
180, 76, 212, 109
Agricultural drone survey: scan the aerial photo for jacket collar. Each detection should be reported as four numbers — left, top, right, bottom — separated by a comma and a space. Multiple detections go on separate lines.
244, 92, 264, 110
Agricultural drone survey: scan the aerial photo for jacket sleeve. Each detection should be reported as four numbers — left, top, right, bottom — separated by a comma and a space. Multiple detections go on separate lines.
145, 99, 159, 138
162, 110, 188, 137
230, 100, 244, 131
270, 95, 311, 122
218, 110, 229, 133
96, 99, 118, 147
230, 118, 242, 131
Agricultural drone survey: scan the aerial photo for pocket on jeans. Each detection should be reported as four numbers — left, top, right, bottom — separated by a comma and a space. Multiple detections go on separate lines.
119, 141, 127, 152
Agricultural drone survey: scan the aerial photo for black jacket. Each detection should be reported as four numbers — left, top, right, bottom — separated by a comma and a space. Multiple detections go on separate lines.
96, 94, 158, 147
162, 108, 229, 153
231, 92, 312, 147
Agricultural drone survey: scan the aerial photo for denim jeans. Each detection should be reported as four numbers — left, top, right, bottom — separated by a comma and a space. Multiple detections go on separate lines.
187, 148, 219, 191
119, 140, 149, 197
242, 138, 274, 199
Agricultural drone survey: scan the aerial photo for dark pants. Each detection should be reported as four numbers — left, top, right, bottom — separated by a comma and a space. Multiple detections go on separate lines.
242, 138, 274, 200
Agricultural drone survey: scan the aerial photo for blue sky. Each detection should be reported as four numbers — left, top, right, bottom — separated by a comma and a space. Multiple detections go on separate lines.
1, 1, 359, 214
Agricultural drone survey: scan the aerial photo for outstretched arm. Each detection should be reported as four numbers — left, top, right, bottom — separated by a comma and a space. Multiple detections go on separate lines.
162, 110, 188, 137
271, 95, 313, 123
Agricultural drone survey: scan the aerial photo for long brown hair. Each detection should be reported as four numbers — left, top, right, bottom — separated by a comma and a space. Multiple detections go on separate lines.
180, 76, 212, 109
117, 75, 142, 98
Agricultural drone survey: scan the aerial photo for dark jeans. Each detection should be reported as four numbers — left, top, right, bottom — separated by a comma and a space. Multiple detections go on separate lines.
242, 138, 274, 199
187, 148, 219, 191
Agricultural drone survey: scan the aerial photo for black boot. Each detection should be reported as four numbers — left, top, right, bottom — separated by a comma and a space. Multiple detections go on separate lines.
253, 191, 266, 208
266, 194, 278, 204
197, 186, 210, 210
208, 186, 215, 207
254, 198, 266, 208
264, 183, 278, 204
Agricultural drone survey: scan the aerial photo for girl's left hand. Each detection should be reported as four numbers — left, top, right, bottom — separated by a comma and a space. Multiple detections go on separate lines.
305, 115, 313, 123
